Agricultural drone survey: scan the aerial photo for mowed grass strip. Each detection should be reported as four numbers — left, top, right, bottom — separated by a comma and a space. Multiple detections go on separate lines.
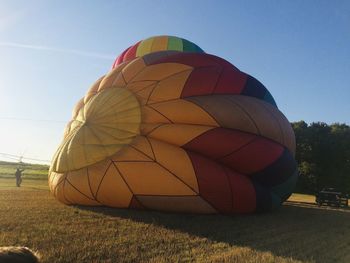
1, 177, 350, 263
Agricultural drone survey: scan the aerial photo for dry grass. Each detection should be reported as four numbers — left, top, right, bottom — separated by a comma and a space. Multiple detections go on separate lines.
1, 177, 350, 263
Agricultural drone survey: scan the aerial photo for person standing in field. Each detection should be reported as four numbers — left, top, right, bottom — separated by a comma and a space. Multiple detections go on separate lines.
15, 168, 24, 187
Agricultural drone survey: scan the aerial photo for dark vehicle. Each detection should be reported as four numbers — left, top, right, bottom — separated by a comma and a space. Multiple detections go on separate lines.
316, 188, 348, 207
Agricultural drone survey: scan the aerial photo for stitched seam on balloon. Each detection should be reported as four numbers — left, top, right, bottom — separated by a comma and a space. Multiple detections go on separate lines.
128, 144, 155, 161
109, 162, 135, 197
94, 162, 113, 200
258, 101, 286, 148
65, 178, 97, 201
52, 172, 65, 195
183, 98, 221, 126
61, 177, 72, 204
144, 137, 157, 162
215, 137, 258, 161
222, 96, 261, 135
185, 150, 221, 212
110, 161, 144, 207
146, 137, 199, 194
210, 67, 224, 94
142, 123, 167, 136
86, 167, 96, 201
146, 105, 174, 124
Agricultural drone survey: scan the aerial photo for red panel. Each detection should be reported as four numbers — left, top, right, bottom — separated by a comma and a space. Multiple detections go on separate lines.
129, 196, 145, 209
187, 151, 232, 213
214, 68, 247, 94
113, 47, 131, 68
221, 137, 284, 174
150, 53, 233, 68
123, 41, 141, 62
225, 168, 256, 213
183, 128, 255, 159
181, 67, 221, 97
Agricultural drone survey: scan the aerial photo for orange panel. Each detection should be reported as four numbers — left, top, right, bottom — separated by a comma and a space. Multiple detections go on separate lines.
148, 124, 214, 146
112, 144, 153, 162
95, 163, 133, 207
134, 84, 157, 105
86, 159, 112, 197
150, 35, 168, 52
121, 58, 147, 83
137, 195, 217, 213
131, 63, 191, 82
141, 105, 172, 124
149, 99, 219, 126
63, 180, 100, 206
126, 80, 157, 93
99, 63, 128, 90
130, 136, 155, 160
148, 138, 199, 192
116, 162, 196, 195
52, 178, 70, 205
147, 69, 192, 103
140, 123, 164, 135
66, 168, 94, 199
49, 171, 65, 193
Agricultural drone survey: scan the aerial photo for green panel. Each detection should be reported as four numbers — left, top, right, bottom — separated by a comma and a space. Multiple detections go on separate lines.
263, 91, 277, 107
271, 170, 298, 201
182, 39, 198, 52
167, 36, 183, 51
270, 192, 282, 210
136, 37, 154, 57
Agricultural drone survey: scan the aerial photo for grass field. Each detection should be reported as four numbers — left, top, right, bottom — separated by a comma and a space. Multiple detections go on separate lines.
0, 162, 350, 263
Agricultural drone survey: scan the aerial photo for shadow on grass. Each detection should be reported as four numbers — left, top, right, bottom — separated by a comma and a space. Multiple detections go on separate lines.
78, 202, 350, 262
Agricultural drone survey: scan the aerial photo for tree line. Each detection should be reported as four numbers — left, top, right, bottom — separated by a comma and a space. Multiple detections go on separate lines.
292, 121, 350, 194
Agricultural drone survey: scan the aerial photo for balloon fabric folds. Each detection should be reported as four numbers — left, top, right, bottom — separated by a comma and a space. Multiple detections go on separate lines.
49, 35, 298, 214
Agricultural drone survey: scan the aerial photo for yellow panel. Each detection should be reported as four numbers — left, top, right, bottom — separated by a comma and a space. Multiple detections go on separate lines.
136, 37, 154, 57
151, 36, 168, 52
131, 63, 192, 82
130, 136, 155, 160
51, 88, 141, 172
150, 100, 219, 126
148, 124, 214, 146
122, 57, 147, 83
72, 98, 85, 119
63, 121, 72, 139
66, 168, 94, 199
116, 162, 196, 195
149, 138, 199, 193
138, 195, 217, 214
86, 159, 112, 196
84, 75, 104, 104
148, 69, 192, 103
111, 144, 153, 162
63, 180, 100, 206
95, 163, 133, 207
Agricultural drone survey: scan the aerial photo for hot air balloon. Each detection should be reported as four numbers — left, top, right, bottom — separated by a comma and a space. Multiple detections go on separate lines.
49, 36, 297, 214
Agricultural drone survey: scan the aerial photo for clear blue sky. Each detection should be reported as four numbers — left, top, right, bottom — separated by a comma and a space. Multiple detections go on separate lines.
0, 0, 349, 162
